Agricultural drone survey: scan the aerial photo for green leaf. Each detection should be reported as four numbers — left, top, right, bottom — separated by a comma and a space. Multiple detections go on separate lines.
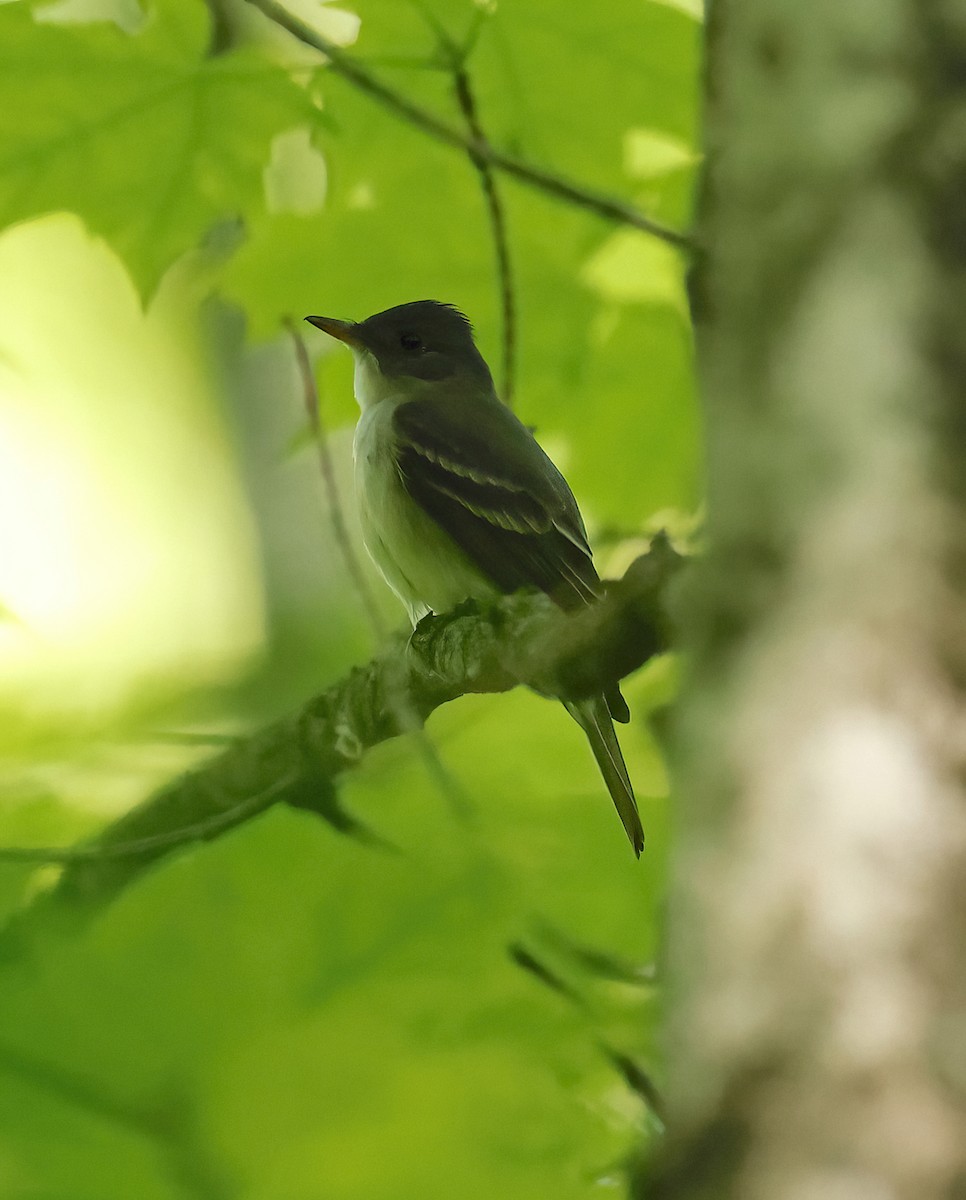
0, 806, 652, 1197
0, 0, 317, 296
345, 0, 702, 197
624, 128, 701, 181
471, 0, 702, 195
0, 1066, 183, 1200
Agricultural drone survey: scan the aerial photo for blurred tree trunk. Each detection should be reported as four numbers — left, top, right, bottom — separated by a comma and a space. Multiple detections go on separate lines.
654, 1, 966, 1196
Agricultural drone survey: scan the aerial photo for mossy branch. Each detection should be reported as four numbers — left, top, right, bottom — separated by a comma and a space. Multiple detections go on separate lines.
17, 538, 682, 910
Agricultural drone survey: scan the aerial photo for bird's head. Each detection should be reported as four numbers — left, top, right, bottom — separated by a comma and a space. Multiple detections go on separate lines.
306, 300, 492, 408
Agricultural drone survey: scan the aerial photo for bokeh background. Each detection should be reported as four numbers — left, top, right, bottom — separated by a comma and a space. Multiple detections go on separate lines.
0, 0, 701, 1194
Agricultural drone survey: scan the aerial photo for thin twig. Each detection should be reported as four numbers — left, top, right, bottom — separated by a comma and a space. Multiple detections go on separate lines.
244, 0, 694, 251
455, 67, 516, 405
417, 9, 516, 404
144, 731, 239, 746
0, 776, 294, 865
286, 318, 387, 641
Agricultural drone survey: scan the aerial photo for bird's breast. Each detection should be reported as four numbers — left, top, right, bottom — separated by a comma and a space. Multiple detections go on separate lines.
353, 399, 494, 625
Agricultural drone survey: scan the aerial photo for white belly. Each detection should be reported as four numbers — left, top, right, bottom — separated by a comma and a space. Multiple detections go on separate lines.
353, 398, 496, 626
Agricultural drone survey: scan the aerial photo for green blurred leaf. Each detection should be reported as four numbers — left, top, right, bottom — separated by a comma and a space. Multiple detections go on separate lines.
0, 807, 652, 1197
0, 0, 316, 296
347, 0, 701, 198
624, 128, 701, 181
0, 1066, 183, 1200
0, 599, 23, 625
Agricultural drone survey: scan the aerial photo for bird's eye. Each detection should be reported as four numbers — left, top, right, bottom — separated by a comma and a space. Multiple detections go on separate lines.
399, 332, 422, 352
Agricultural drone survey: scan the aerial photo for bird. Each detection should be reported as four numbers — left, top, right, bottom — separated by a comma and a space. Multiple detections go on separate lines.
305, 300, 644, 856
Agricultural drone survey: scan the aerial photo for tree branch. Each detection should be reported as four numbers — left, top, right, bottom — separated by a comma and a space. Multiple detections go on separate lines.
244, 0, 694, 250
6, 539, 682, 911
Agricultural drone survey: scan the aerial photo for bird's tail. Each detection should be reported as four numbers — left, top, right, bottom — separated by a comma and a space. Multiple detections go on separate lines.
565, 695, 644, 857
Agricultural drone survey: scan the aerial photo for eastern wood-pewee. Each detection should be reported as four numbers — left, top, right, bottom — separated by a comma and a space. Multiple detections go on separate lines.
306, 300, 644, 856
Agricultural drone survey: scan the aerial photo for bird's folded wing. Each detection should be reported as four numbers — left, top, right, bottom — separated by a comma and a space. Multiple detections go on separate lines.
392, 394, 600, 610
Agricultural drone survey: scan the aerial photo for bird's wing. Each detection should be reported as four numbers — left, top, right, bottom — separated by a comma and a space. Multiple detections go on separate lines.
392, 393, 599, 610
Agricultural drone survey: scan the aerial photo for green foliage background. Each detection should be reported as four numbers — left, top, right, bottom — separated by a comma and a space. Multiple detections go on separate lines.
0, 0, 701, 1194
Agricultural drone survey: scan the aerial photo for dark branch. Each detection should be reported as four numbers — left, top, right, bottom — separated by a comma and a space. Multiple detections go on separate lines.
4, 538, 683, 912
244, 0, 694, 250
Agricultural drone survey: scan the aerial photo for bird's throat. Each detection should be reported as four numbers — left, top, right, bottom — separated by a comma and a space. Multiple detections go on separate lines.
352, 350, 396, 410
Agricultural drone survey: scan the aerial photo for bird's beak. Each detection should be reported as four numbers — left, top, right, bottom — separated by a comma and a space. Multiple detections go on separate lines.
305, 315, 363, 349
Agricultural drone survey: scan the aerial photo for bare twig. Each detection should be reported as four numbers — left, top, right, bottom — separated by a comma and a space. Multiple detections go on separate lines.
144, 731, 239, 746
286, 319, 387, 641
420, 11, 516, 404
454, 67, 516, 405
243, 0, 694, 251
0, 775, 294, 865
